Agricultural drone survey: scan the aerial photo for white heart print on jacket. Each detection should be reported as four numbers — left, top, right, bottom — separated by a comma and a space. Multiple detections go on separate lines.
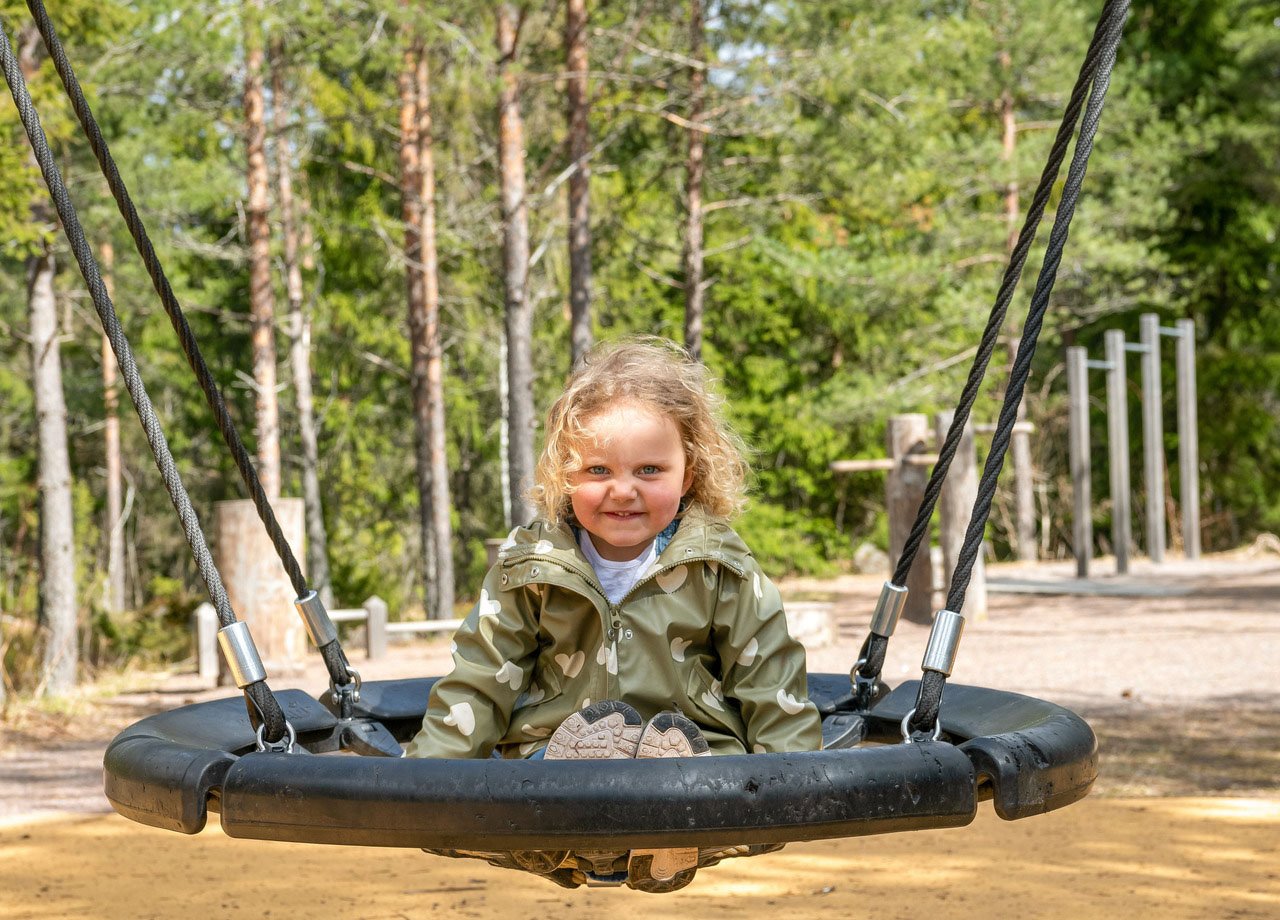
776, 689, 806, 715
443, 701, 476, 736
555, 650, 585, 679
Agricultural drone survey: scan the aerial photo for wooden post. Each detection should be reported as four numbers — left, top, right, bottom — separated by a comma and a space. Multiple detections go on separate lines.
1104, 331, 1131, 574
1139, 314, 1165, 562
1067, 346, 1091, 578
194, 602, 219, 683
363, 595, 388, 660
1175, 318, 1200, 559
886, 414, 933, 624
935, 411, 986, 620
214, 497, 307, 682
1007, 337, 1037, 562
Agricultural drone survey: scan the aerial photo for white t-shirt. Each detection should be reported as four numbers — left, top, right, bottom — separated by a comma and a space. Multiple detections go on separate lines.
579, 530, 656, 605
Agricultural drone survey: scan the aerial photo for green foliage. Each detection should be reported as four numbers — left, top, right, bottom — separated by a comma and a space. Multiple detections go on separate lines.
1, 0, 1276, 688
736, 500, 843, 578
88, 575, 200, 670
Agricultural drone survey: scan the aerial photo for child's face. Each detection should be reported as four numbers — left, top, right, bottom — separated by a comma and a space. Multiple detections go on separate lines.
569, 401, 693, 562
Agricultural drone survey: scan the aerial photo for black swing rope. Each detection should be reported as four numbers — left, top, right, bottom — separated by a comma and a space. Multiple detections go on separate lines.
19, 0, 357, 696
0, 18, 290, 743
855, 0, 1130, 711
907, 0, 1130, 737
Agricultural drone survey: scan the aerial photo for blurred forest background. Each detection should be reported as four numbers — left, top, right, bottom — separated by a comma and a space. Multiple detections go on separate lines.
1, 0, 1276, 697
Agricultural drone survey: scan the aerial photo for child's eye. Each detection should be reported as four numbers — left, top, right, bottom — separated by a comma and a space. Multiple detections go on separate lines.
639, 465, 661, 475
587, 465, 609, 475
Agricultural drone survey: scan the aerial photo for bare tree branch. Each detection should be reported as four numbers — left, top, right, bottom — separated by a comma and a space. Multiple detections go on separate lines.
592, 26, 709, 71
703, 192, 820, 214
887, 346, 980, 393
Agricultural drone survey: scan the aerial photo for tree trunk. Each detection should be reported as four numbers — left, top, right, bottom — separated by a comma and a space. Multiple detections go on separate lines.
101, 241, 126, 615
496, 5, 536, 526
682, 0, 707, 361
1000, 43, 1037, 562
243, 0, 281, 500
29, 245, 78, 695
271, 39, 332, 606
1000, 72, 1020, 254
398, 20, 437, 611
18, 31, 77, 696
886, 414, 933, 625
499, 336, 512, 528
565, 0, 593, 367
416, 46, 455, 619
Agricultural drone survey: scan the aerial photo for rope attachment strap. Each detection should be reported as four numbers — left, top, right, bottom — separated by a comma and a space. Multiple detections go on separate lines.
296, 590, 361, 713
219, 621, 298, 751
22, 0, 355, 694
903, 609, 964, 742
256, 721, 297, 754
852, 582, 907, 707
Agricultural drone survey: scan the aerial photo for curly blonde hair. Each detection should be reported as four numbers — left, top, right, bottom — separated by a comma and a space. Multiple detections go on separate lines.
530, 337, 749, 525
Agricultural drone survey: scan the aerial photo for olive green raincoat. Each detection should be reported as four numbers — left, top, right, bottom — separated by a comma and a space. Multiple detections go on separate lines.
404, 508, 822, 758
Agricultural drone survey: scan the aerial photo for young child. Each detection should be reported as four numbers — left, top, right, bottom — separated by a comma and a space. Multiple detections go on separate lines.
404, 338, 820, 887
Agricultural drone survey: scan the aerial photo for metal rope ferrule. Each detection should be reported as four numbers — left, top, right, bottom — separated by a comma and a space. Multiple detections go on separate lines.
868, 581, 909, 638
920, 609, 966, 677
217, 621, 267, 688
295, 590, 338, 647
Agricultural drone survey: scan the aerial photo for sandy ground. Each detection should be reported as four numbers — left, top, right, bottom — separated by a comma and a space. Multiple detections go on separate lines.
1, 552, 1278, 918
0, 798, 1277, 920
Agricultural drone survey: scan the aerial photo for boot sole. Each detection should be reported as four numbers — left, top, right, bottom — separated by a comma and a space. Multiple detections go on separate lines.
627, 849, 698, 892
635, 711, 710, 758
544, 700, 643, 760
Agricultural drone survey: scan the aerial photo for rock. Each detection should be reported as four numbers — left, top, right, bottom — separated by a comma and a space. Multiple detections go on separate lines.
785, 602, 833, 648
851, 541, 889, 575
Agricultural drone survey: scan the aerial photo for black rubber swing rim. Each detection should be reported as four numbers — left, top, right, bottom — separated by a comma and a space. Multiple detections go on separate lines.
102, 673, 1097, 850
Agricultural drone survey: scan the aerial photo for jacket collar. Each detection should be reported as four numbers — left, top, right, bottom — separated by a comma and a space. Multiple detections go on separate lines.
498, 506, 750, 578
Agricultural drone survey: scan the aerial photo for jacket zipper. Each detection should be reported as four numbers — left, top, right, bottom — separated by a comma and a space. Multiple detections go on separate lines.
511, 550, 746, 700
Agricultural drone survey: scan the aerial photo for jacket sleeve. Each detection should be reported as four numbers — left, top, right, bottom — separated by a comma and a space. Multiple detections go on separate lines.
712, 560, 822, 753
402, 565, 542, 759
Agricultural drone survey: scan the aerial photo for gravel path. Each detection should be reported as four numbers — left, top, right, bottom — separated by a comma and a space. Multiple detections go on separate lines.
2, 552, 1277, 825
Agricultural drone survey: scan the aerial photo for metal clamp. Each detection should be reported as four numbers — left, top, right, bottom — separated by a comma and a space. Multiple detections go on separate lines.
216, 621, 266, 688
296, 590, 338, 647
868, 581, 908, 638
330, 666, 362, 707
255, 720, 297, 754
900, 708, 942, 743
851, 656, 878, 706
921, 609, 965, 677
851, 655, 870, 682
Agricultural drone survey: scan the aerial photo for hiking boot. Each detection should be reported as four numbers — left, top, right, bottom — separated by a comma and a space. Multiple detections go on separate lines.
626, 848, 699, 893
635, 711, 711, 758
510, 849, 572, 875
626, 712, 710, 892
544, 700, 643, 760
